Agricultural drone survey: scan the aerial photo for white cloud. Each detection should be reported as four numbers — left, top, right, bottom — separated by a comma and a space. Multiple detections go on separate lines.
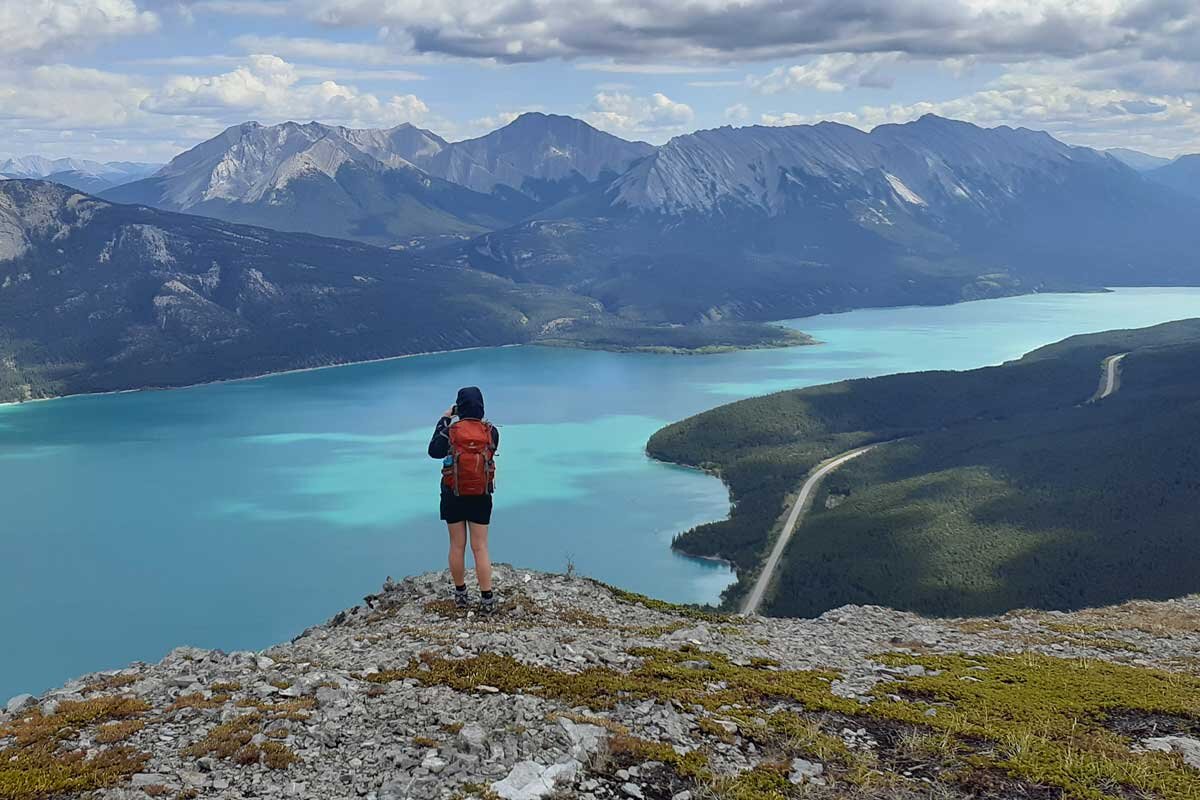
750, 53, 903, 94
0, 0, 158, 63
141, 55, 430, 128
761, 72, 1200, 156
189, 0, 287, 15
584, 91, 694, 141
233, 35, 399, 65
724, 103, 751, 122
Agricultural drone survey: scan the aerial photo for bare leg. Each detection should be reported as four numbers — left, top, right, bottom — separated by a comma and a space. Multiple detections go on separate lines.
468, 523, 492, 592
447, 522, 467, 587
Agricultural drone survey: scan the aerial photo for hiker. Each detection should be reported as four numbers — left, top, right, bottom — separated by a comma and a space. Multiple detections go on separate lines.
428, 386, 500, 613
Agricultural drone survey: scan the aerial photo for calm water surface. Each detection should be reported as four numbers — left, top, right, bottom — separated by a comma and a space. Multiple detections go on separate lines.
3, 287, 1199, 698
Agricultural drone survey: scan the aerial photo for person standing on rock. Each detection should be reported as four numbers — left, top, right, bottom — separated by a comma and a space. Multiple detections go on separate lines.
428, 386, 499, 613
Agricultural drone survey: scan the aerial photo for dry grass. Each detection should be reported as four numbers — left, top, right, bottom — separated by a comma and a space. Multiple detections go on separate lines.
93, 719, 146, 744
1058, 600, 1200, 636
165, 693, 230, 713
234, 697, 315, 721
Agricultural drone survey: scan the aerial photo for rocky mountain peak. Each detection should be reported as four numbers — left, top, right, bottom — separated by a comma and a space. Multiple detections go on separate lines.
419, 112, 655, 197
5, 564, 1198, 800
608, 114, 1119, 217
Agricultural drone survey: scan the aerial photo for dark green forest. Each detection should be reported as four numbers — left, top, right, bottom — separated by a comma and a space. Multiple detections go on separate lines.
537, 321, 813, 353
648, 319, 1200, 617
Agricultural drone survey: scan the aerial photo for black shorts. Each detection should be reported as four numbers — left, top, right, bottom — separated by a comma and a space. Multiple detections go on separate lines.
440, 493, 493, 525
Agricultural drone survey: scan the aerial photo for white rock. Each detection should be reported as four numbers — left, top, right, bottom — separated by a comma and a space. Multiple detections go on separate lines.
558, 718, 607, 759
491, 760, 579, 800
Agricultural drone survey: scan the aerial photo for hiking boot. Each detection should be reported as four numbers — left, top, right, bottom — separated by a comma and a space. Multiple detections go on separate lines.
453, 587, 470, 609
480, 594, 498, 615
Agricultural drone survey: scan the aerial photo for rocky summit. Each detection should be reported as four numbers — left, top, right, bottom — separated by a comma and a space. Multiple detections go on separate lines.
4, 565, 1200, 800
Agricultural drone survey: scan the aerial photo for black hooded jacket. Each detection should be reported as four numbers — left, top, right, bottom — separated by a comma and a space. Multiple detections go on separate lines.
428, 386, 500, 466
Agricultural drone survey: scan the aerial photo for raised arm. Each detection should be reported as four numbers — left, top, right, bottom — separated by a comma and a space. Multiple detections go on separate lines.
428, 415, 452, 459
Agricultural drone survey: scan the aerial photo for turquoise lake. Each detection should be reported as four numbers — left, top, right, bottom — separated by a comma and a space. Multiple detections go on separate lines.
3, 287, 1200, 699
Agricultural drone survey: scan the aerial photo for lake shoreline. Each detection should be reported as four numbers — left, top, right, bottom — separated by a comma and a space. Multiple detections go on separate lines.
0, 288, 1095, 409
0, 345, 506, 410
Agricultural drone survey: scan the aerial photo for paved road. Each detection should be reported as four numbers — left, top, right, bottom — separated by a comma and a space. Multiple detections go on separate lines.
1094, 353, 1128, 401
741, 444, 878, 615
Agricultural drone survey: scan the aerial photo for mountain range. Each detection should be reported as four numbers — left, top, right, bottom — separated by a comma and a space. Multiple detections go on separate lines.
465, 114, 1200, 321
100, 114, 651, 247
0, 179, 601, 403
0, 156, 159, 194
1147, 154, 1200, 200
1105, 147, 1173, 171
95, 111, 1200, 324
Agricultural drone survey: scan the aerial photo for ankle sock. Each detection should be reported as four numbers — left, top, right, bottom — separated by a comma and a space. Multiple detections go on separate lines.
455, 584, 467, 593
481, 590, 494, 600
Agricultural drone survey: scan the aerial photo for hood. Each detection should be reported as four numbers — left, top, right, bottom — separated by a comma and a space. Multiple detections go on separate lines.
456, 386, 485, 419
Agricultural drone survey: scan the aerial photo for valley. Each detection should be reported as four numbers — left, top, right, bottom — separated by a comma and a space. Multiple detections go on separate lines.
3, 288, 1198, 701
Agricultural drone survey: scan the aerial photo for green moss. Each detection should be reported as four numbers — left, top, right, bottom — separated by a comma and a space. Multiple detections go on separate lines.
710, 762, 796, 800
609, 733, 709, 778
872, 653, 1200, 799
372, 645, 1200, 799
369, 648, 853, 715
0, 697, 151, 800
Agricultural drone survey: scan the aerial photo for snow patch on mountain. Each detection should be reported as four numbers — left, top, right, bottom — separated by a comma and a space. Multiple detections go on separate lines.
884, 173, 926, 206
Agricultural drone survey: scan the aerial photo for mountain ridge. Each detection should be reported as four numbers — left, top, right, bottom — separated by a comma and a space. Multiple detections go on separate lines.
0, 179, 811, 404
465, 114, 1200, 323
100, 114, 653, 246
4, 564, 1199, 800
0, 179, 603, 403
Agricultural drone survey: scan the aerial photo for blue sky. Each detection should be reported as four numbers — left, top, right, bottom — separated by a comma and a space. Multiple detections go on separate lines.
4, 0, 1200, 162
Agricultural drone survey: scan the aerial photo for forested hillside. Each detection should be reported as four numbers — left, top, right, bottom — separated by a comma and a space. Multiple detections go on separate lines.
648, 320, 1200, 616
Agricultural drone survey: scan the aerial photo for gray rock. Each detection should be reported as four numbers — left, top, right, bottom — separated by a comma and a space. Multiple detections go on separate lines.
558, 718, 607, 759
130, 773, 175, 788
458, 722, 488, 753
4, 693, 35, 714
788, 758, 825, 785
621, 783, 644, 799
1142, 736, 1200, 769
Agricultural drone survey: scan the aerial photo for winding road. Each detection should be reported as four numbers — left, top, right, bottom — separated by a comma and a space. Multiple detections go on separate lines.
1093, 353, 1128, 401
742, 351, 1130, 616
741, 444, 879, 615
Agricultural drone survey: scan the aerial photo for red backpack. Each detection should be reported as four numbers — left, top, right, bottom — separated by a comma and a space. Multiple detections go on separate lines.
442, 419, 496, 496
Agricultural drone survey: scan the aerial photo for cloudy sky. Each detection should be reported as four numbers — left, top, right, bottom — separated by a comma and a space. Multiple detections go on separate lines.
5, 0, 1200, 162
